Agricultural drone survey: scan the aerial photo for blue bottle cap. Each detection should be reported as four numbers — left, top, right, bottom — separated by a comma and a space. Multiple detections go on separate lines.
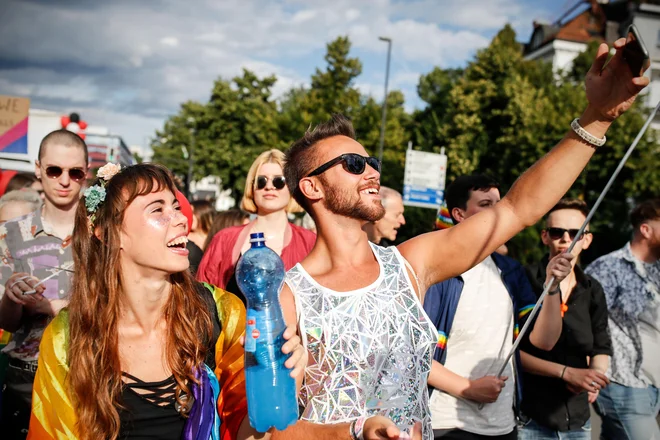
249, 232, 265, 243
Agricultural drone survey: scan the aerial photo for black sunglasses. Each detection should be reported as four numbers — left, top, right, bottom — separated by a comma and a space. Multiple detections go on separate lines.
44, 166, 86, 182
256, 175, 286, 190
307, 153, 381, 177
546, 227, 589, 241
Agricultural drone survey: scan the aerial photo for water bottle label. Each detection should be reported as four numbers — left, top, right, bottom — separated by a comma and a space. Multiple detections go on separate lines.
245, 309, 270, 353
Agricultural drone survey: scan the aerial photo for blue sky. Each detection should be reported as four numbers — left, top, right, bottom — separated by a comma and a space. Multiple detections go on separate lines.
0, 0, 579, 147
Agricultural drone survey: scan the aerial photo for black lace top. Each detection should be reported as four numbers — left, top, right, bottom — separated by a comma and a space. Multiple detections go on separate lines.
117, 283, 222, 439
118, 373, 183, 440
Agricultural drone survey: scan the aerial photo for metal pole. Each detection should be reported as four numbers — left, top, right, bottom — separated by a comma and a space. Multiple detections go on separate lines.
378, 37, 392, 166
186, 119, 195, 199
479, 100, 660, 409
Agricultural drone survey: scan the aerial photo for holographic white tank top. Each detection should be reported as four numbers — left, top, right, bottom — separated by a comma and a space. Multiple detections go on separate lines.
285, 243, 437, 440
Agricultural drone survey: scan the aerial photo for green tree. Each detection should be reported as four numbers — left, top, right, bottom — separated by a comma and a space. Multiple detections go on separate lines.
152, 69, 281, 201
410, 24, 660, 263
353, 90, 411, 190
278, 36, 364, 139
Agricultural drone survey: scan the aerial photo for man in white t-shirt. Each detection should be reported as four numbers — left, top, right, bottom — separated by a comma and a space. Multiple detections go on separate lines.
423, 175, 573, 440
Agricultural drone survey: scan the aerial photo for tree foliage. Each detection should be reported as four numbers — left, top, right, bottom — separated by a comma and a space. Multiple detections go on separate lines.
152, 29, 659, 263
410, 25, 659, 263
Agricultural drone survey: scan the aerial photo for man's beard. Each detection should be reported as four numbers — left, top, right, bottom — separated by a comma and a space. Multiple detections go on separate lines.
321, 176, 385, 222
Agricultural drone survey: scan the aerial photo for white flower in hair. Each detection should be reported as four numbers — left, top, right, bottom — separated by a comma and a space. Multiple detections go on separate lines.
97, 163, 122, 181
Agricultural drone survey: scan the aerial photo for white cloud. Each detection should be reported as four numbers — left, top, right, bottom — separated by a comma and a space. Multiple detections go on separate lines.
0, 0, 549, 146
160, 37, 180, 48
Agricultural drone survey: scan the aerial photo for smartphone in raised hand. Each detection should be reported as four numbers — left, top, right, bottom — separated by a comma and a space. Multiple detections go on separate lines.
623, 24, 650, 77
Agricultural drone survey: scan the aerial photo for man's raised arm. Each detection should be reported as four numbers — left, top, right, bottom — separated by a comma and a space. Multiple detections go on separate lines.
399, 39, 649, 292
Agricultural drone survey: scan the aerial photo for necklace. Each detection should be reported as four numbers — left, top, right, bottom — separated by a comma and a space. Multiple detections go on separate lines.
560, 276, 576, 318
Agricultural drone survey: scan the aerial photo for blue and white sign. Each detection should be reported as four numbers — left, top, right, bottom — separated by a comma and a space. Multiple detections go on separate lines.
402, 148, 447, 209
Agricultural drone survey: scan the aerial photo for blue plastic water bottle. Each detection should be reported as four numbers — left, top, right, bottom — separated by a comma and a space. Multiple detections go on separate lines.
236, 232, 298, 432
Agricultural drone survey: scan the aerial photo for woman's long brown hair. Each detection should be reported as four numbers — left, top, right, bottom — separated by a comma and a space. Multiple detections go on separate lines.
68, 164, 212, 440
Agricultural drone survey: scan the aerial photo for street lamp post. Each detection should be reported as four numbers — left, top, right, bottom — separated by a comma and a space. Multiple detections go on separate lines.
186, 117, 196, 199
378, 36, 392, 167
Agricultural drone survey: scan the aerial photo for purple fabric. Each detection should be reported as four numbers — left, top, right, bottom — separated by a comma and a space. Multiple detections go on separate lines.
183, 368, 214, 440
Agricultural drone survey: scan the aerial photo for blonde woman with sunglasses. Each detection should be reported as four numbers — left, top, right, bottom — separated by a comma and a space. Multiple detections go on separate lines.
197, 149, 316, 304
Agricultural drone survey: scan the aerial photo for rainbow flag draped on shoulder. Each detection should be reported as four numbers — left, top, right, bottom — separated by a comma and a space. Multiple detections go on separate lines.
28, 285, 247, 440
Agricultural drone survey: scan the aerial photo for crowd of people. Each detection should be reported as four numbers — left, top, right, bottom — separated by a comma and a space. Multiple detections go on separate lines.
0, 38, 658, 440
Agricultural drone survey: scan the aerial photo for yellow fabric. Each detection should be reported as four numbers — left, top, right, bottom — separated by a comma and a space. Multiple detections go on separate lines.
207, 284, 248, 440
27, 286, 248, 440
27, 310, 76, 440
0, 329, 12, 345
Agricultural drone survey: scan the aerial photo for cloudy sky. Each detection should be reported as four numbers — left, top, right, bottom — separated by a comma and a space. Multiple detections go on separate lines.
0, 0, 573, 148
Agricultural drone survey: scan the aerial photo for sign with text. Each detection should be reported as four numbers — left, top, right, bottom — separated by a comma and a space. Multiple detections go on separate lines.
0, 96, 30, 155
402, 149, 447, 209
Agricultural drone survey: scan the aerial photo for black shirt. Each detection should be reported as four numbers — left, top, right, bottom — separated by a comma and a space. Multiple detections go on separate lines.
225, 269, 247, 306
187, 241, 204, 276
520, 256, 612, 431
119, 374, 184, 440
118, 282, 222, 438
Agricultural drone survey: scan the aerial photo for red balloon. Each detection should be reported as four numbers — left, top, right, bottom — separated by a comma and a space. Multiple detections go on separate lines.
79, 120, 88, 130
60, 116, 70, 128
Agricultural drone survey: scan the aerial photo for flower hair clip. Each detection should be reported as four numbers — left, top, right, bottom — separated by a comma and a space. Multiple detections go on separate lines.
84, 163, 121, 227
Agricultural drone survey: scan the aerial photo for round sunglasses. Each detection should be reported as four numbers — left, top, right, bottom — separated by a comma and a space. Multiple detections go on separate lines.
546, 227, 589, 241
44, 166, 86, 182
306, 153, 381, 177
255, 175, 286, 190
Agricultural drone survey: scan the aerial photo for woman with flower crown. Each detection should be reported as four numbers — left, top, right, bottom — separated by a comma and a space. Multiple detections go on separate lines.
26, 163, 307, 440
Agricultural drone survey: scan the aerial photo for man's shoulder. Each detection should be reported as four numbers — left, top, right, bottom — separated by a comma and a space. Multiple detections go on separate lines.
3, 209, 39, 229
585, 246, 628, 274
491, 252, 524, 273
1, 209, 40, 249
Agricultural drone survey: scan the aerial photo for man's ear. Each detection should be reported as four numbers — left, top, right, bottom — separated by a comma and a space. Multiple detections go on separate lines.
299, 177, 324, 204
451, 207, 466, 224
35, 161, 42, 180
541, 229, 551, 246
639, 223, 652, 240
582, 231, 593, 250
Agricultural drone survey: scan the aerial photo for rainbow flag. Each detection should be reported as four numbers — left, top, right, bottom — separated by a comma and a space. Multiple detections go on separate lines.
437, 331, 448, 349
0, 96, 29, 154
435, 201, 453, 230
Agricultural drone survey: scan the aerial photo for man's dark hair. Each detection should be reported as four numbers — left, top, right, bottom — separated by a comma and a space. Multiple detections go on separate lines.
284, 114, 356, 209
38, 129, 88, 164
547, 198, 590, 219
445, 174, 500, 224
630, 198, 660, 231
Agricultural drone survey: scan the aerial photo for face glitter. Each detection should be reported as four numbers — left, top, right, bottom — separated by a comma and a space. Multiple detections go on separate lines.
146, 212, 178, 229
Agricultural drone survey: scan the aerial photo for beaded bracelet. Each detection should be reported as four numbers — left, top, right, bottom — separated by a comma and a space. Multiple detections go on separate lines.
350, 416, 366, 440
571, 118, 606, 148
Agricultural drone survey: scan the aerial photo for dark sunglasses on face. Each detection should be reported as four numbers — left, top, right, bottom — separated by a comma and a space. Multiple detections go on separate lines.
546, 227, 589, 241
306, 153, 381, 177
44, 166, 86, 182
256, 175, 286, 190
